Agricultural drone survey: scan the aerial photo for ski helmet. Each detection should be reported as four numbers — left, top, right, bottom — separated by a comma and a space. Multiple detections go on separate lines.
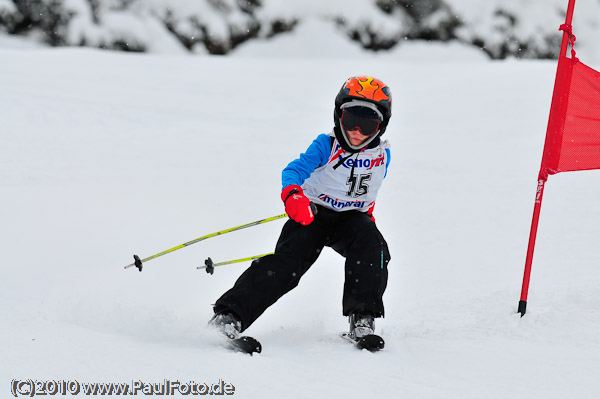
334, 76, 392, 152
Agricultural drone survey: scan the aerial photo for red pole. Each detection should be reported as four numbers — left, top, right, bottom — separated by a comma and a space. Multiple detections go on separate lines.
518, 174, 547, 316
559, 0, 577, 58
518, 0, 576, 317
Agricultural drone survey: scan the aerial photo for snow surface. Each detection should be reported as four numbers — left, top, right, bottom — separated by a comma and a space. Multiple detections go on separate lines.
2, 36, 600, 399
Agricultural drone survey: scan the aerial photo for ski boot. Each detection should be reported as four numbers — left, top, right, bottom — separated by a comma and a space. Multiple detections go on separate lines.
209, 312, 242, 339
345, 312, 385, 351
349, 312, 375, 340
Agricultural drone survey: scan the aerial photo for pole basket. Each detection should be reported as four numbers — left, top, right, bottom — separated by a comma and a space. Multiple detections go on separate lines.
133, 255, 143, 272
204, 257, 215, 275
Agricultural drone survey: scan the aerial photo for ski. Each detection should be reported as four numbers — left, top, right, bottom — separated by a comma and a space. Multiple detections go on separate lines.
226, 336, 262, 355
341, 332, 385, 351
208, 313, 261, 354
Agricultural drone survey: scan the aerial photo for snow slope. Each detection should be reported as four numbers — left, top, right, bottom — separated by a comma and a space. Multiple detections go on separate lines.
2, 44, 600, 398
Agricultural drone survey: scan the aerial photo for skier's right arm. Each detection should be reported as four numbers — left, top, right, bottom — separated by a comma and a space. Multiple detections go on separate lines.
281, 134, 331, 225
281, 134, 331, 189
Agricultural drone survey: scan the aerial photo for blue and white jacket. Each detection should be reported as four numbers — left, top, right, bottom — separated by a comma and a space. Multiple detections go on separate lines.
282, 132, 391, 213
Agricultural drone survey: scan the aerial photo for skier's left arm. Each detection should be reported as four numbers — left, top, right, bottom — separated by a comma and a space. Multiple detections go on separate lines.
383, 147, 391, 178
369, 147, 391, 222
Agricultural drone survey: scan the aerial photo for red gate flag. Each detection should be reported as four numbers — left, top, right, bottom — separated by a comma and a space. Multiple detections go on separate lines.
518, 0, 600, 316
541, 56, 600, 176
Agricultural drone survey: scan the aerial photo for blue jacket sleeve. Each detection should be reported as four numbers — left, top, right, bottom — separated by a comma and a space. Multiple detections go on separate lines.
384, 148, 391, 178
282, 134, 331, 189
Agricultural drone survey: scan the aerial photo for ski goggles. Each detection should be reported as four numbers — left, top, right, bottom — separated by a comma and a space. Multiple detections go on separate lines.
340, 104, 382, 137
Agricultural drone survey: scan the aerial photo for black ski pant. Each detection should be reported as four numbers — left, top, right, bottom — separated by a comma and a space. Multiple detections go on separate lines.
213, 205, 390, 332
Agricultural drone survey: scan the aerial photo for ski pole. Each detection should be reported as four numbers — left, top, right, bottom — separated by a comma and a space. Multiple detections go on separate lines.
199, 253, 273, 275
124, 213, 287, 271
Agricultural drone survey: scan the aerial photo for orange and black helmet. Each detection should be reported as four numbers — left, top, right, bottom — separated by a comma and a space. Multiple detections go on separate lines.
334, 76, 392, 151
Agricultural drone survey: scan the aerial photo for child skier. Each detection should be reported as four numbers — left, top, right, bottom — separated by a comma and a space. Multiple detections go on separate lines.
211, 76, 392, 347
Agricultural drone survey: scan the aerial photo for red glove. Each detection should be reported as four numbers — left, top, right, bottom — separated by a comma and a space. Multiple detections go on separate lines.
281, 185, 314, 225
367, 202, 376, 223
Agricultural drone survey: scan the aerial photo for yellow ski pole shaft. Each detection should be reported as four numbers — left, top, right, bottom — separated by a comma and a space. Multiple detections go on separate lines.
124, 213, 287, 271
198, 253, 273, 274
